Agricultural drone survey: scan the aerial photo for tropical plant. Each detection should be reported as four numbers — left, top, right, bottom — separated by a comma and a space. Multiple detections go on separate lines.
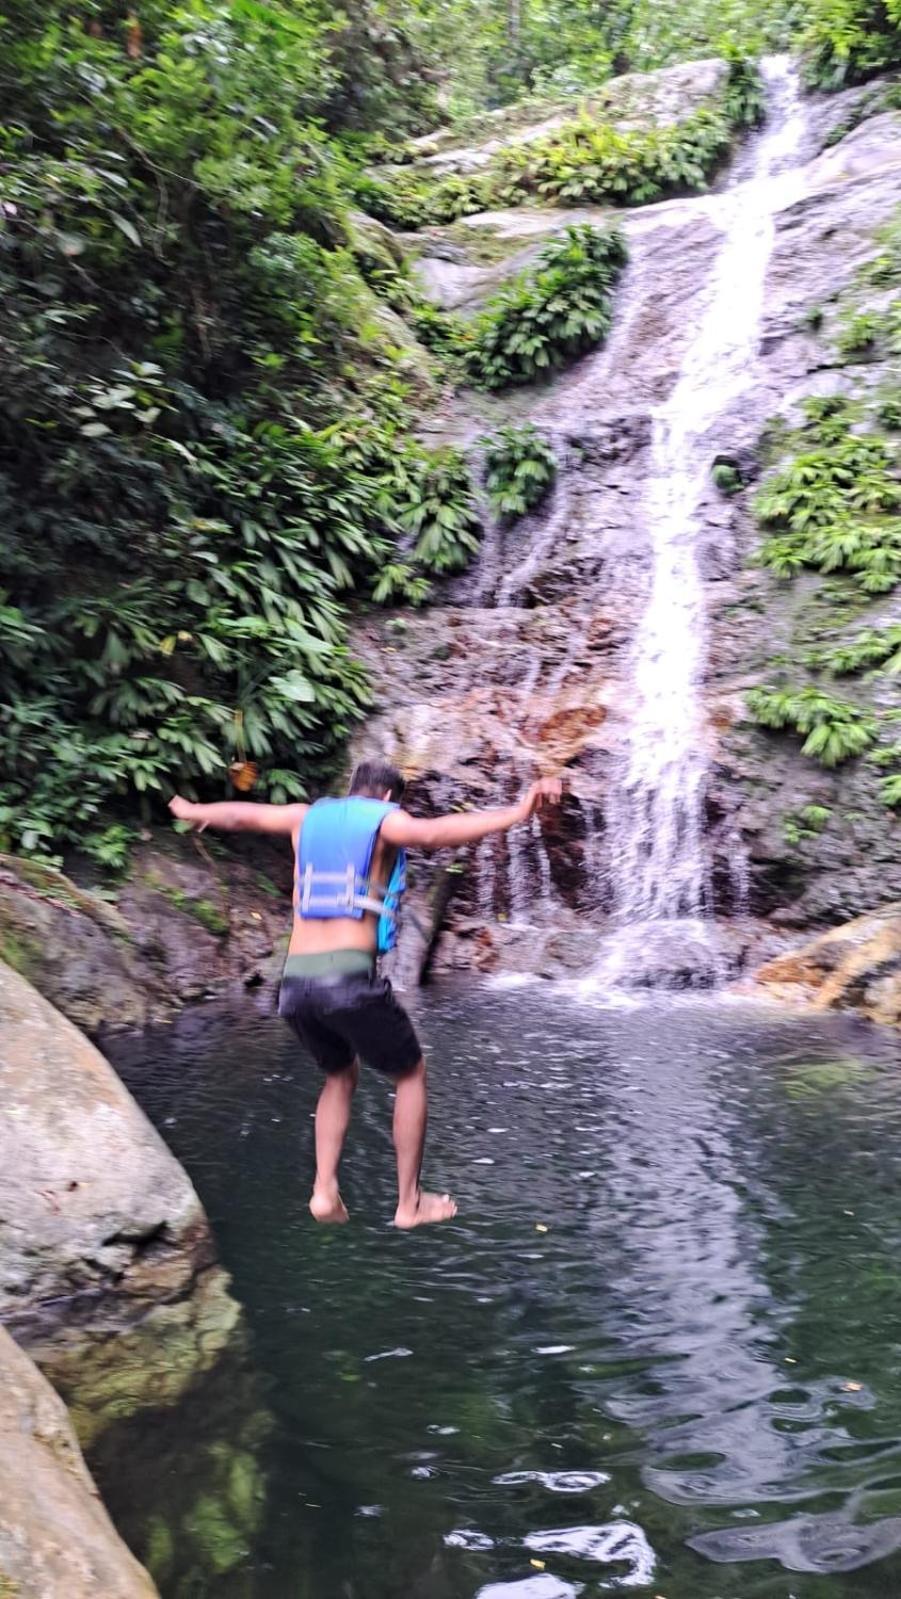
819, 625, 901, 675
800, 0, 901, 89
463, 224, 628, 389
355, 169, 494, 230
756, 426, 901, 595
746, 686, 879, 765
482, 425, 557, 517
711, 461, 743, 495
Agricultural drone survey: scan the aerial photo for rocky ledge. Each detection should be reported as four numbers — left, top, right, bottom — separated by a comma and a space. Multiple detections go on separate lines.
0, 837, 291, 1034
751, 904, 901, 1026
0, 959, 242, 1433
0, 1325, 158, 1598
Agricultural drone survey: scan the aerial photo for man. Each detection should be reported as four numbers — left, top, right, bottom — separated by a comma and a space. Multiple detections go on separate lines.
169, 763, 561, 1229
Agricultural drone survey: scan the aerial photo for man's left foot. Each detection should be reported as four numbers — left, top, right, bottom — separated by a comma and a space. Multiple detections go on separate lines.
310, 1186, 349, 1224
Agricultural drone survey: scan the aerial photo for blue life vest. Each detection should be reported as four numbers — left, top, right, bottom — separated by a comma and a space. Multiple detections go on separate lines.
296, 797, 407, 955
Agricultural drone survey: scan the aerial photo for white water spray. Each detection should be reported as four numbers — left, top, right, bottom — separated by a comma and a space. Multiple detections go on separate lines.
599, 58, 809, 985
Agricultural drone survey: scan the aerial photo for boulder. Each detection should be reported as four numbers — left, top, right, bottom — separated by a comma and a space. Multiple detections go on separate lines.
752, 905, 901, 1027
0, 844, 290, 1034
0, 960, 213, 1325
0, 1324, 157, 1598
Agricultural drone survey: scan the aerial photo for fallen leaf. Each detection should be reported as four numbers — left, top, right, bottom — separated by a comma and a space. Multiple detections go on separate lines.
844, 1381, 863, 1392
536, 1223, 549, 1233
529, 1560, 546, 1571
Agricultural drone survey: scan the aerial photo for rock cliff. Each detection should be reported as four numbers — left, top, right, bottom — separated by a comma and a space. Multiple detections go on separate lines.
752, 902, 901, 1025
354, 67, 901, 983
0, 1325, 158, 1599
0, 960, 241, 1443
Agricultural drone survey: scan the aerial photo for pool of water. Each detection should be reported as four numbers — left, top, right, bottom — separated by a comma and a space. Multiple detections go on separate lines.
99, 986, 901, 1599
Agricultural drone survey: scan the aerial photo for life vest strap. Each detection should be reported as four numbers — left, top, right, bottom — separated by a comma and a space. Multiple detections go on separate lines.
300, 863, 395, 919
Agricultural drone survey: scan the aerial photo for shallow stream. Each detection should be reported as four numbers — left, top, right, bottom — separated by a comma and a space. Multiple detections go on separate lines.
96, 989, 901, 1598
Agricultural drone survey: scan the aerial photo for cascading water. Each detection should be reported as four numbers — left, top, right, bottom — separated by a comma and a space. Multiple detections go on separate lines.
596, 57, 809, 988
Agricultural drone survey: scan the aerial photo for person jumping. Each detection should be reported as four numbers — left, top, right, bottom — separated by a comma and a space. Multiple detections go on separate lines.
169, 764, 562, 1229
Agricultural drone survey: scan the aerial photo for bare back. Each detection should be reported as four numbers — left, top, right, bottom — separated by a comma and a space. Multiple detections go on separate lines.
287, 819, 396, 956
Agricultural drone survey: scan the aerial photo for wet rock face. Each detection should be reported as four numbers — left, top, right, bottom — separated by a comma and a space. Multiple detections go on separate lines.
0, 842, 291, 1034
0, 960, 213, 1327
0, 1325, 157, 1598
751, 904, 901, 1027
353, 80, 901, 980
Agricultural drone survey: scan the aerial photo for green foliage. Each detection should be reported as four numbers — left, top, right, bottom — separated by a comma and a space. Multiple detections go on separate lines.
746, 687, 879, 766
360, 59, 762, 229
836, 308, 884, 356
462, 224, 628, 389
396, 450, 482, 572
757, 418, 901, 595
356, 169, 493, 230
877, 393, 901, 429
881, 772, 901, 805
493, 101, 738, 209
722, 50, 768, 128
783, 803, 832, 844
817, 625, 901, 674
800, 0, 901, 89
482, 425, 557, 518
0, 1, 487, 863
153, 882, 230, 936
711, 461, 743, 495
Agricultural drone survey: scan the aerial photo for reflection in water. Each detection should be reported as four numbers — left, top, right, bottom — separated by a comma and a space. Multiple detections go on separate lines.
104, 990, 900, 1598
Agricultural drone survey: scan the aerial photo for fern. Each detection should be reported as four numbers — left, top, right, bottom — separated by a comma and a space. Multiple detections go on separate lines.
821, 625, 901, 675
482, 424, 556, 518
747, 686, 879, 766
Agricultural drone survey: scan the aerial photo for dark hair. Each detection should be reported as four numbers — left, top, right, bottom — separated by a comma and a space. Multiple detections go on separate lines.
348, 760, 405, 802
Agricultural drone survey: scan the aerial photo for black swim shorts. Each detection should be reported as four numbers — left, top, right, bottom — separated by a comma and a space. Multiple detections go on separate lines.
278, 967, 422, 1076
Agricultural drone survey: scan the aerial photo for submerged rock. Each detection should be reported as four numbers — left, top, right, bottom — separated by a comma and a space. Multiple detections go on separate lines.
0, 1324, 157, 1597
751, 905, 901, 1027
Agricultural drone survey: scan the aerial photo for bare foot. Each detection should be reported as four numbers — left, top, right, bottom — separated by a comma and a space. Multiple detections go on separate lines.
310, 1185, 349, 1225
394, 1191, 458, 1229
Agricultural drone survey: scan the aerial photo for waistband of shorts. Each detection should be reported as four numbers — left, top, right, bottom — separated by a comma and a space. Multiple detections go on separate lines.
283, 949, 375, 979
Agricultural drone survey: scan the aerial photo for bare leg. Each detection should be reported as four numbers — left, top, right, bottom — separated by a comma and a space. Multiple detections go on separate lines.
392, 1059, 457, 1228
310, 1062, 358, 1224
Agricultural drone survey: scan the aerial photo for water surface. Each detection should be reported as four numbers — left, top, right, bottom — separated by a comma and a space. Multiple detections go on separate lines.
101, 988, 901, 1599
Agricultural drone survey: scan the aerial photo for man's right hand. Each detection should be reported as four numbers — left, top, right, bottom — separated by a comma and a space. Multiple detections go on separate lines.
517, 777, 563, 822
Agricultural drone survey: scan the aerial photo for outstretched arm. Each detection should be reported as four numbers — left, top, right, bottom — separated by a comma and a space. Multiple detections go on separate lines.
380, 778, 562, 852
169, 796, 308, 836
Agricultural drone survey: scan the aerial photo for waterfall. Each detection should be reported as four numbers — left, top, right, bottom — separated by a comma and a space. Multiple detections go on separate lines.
597, 58, 809, 988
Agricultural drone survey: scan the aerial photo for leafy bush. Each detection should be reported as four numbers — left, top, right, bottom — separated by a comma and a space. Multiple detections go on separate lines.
801, 0, 901, 89
397, 450, 483, 571
818, 625, 901, 674
723, 51, 768, 128
836, 308, 887, 357
0, 2, 491, 864
747, 687, 879, 765
462, 224, 628, 389
783, 803, 832, 844
881, 772, 901, 806
878, 393, 901, 429
757, 423, 901, 595
482, 425, 557, 518
711, 462, 743, 495
358, 57, 763, 230
493, 104, 736, 209
355, 169, 493, 230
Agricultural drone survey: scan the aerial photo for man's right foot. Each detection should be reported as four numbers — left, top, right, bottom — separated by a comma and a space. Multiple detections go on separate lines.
310, 1186, 349, 1224
394, 1191, 458, 1229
